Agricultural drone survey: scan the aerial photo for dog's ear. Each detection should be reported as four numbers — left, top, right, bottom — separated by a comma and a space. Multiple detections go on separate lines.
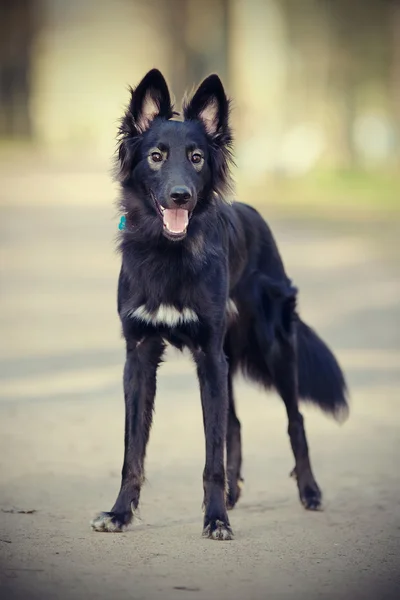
117, 70, 173, 180
125, 69, 173, 135
183, 75, 233, 199
183, 74, 230, 137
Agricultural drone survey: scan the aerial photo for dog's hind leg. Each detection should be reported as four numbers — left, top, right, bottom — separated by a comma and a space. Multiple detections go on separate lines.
91, 337, 164, 532
226, 370, 243, 510
271, 336, 322, 510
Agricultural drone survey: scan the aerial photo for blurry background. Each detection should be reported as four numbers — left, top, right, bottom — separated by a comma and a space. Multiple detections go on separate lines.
1, 0, 400, 203
0, 2, 399, 600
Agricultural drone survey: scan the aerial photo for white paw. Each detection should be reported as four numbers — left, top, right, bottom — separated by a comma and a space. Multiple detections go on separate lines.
90, 512, 127, 533
203, 520, 234, 540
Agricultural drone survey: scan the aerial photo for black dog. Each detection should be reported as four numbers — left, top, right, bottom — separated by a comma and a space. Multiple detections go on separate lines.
91, 69, 348, 540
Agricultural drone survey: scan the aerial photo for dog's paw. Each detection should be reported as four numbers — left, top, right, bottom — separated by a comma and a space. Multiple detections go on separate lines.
290, 467, 323, 511
90, 511, 131, 532
298, 480, 323, 511
300, 485, 323, 511
227, 477, 244, 510
202, 519, 234, 541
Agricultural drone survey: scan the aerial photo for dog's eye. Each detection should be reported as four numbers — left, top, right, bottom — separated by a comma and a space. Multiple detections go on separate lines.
150, 151, 163, 163
191, 153, 203, 165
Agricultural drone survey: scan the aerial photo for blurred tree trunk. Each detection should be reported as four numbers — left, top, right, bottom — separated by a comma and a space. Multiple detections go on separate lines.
185, 0, 228, 85
166, 0, 188, 105
329, 0, 359, 170
390, 0, 400, 165
166, 0, 228, 110
227, 0, 288, 170
282, 0, 333, 167
0, 0, 36, 139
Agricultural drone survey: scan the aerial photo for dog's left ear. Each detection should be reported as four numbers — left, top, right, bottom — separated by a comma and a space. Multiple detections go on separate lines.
183, 74, 230, 137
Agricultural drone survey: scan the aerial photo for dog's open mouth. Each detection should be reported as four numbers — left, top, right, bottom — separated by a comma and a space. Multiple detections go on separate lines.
161, 207, 189, 235
152, 193, 191, 240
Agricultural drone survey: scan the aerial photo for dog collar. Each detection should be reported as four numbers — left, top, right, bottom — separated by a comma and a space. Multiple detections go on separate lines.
118, 215, 126, 230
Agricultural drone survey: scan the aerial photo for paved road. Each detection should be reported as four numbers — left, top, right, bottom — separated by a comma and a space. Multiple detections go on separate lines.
0, 190, 399, 600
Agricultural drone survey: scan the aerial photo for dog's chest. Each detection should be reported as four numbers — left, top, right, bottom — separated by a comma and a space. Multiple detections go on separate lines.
121, 244, 233, 329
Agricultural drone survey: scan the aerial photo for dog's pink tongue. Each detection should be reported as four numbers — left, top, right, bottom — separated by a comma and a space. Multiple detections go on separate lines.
163, 209, 189, 234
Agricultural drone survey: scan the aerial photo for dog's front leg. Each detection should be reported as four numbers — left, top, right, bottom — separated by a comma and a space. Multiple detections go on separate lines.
91, 337, 164, 532
194, 344, 233, 540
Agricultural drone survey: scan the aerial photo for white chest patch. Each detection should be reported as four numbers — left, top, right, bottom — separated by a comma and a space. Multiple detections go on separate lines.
226, 299, 239, 320
129, 304, 199, 327
129, 299, 238, 327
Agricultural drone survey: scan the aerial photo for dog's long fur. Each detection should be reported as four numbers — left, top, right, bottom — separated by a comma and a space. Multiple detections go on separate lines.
91, 69, 348, 540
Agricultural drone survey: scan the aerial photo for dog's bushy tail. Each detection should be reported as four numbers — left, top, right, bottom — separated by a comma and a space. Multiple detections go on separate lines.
297, 319, 349, 422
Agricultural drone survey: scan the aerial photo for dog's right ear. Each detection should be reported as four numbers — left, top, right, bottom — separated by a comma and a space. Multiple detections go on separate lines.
124, 69, 173, 135
117, 70, 173, 180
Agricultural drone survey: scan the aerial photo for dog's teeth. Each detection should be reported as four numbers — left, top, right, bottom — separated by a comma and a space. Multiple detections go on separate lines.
160, 207, 165, 213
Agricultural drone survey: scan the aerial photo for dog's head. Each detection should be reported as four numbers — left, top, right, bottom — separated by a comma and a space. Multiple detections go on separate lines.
117, 69, 233, 242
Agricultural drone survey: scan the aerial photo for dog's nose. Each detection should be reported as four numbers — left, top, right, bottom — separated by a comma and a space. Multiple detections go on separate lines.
170, 186, 192, 206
